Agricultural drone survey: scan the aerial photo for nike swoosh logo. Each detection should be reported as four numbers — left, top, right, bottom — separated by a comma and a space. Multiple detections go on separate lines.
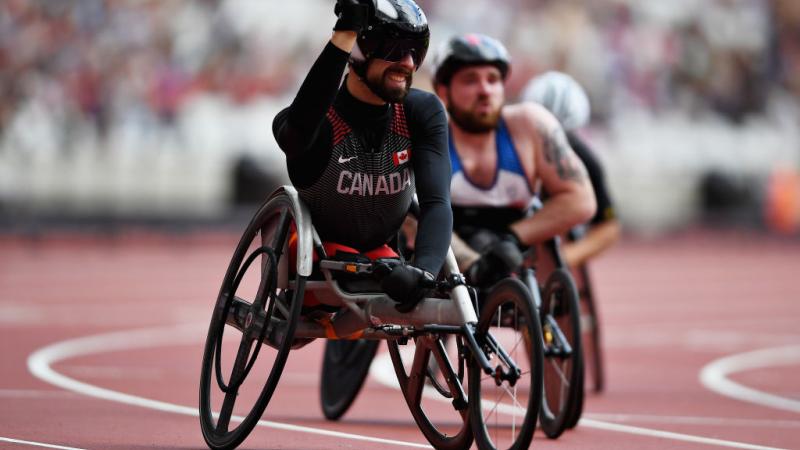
338, 156, 357, 163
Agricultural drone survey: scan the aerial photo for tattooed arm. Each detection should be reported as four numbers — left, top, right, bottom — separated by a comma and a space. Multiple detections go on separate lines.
506, 103, 596, 246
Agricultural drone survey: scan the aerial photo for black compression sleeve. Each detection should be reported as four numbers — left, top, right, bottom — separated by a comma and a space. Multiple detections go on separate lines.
272, 42, 349, 159
407, 92, 452, 275
567, 132, 615, 224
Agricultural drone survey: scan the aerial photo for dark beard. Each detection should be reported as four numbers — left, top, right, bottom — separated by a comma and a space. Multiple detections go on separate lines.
447, 93, 500, 133
366, 67, 413, 103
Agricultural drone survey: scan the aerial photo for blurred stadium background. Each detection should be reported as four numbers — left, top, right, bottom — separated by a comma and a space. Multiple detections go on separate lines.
1, 0, 799, 236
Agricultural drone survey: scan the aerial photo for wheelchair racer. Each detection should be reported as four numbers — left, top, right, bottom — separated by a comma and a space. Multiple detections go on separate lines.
272, 0, 452, 312
521, 71, 621, 269
430, 33, 596, 286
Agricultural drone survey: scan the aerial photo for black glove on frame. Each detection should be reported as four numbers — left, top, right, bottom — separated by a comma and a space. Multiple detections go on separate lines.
465, 239, 524, 288
467, 227, 526, 254
382, 264, 435, 313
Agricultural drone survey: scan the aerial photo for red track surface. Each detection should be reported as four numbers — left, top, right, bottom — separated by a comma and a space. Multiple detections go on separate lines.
1, 229, 799, 450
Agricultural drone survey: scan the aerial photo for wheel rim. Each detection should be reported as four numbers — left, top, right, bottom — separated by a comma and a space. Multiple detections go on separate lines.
199, 198, 304, 449
538, 268, 582, 439
470, 278, 542, 450
388, 335, 473, 450
577, 264, 605, 393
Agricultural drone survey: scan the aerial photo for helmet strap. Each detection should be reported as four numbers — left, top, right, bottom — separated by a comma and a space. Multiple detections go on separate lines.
349, 40, 370, 81
350, 58, 369, 81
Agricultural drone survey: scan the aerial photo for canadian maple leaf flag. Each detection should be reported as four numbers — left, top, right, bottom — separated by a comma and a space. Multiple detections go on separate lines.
393, 149, 410, 166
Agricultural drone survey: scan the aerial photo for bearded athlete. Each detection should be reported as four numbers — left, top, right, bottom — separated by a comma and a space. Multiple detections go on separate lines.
272, 0, 452, 312
431, 33, 596, 285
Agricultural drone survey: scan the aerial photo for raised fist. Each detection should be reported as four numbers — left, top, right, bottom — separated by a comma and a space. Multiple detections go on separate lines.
333, 0, 372, 33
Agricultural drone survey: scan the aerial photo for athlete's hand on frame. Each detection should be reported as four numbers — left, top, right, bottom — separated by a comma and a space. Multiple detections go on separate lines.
381, 264, 434, 313
464, 239, 523, 288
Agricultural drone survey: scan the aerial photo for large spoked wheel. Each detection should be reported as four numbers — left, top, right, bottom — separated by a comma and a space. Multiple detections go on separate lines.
575, 263, 605, 393
388, 333, 474, 450
199, 195, 306, 450
538, 267, 582, 439
470, 278, 543, 450
320, 339, 380, 420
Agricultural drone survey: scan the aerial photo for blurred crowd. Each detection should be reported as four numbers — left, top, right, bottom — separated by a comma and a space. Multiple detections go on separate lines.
1, 0, 798, 158
0, 0, 309, 158
480, 0, 800, 124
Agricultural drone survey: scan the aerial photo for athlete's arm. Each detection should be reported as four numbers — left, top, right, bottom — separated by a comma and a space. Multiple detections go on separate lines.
272, 31, 356, 160
560, 131, 620, 267
562, 219, 620, 268
508, 104, 596, 245
406, 91, 453, 275
567, 131, 615, 226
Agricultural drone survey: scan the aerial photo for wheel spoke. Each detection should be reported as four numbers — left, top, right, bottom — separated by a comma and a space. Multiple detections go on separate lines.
483, 386, 508, 419
405, 341, 431, 404
216, 333, 253, 431
269, 208, 290, 252
216, 387, 238, 433
507, 332, 524, 355
499, 383, 525, 411
548, 356, 571, 385
272, 292, 291, 319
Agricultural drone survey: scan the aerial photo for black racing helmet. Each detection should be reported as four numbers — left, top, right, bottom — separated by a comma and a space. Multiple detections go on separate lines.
350, 0, 430, 72
432, 33, 511, 85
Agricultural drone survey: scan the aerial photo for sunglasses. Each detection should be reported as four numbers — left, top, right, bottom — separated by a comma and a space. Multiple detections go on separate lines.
364, 37, 429, 68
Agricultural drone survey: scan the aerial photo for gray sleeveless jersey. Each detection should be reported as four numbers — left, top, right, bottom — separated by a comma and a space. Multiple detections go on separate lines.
297, 103, 415, 250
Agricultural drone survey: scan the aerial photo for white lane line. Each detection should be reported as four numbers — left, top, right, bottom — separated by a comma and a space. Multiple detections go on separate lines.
62, 366, 164, 380
0, 389, 79, 399
0, 436, 86, 450
26, 323, 431, 449
700, 345, 800, 413
585, 413, 800, 429
370, 351, 788, 450
578, 419, 786, 450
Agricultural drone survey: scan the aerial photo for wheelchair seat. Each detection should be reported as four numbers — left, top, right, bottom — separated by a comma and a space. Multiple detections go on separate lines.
290, 238, 402, 307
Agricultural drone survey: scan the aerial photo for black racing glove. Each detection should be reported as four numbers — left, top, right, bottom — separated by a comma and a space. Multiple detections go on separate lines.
466, 228, 499, 254
333, 0, 371, 33
467, 227, 526, 253
382, 264, 435, 313
465, 238, 524, 288
499, 229, 526, 252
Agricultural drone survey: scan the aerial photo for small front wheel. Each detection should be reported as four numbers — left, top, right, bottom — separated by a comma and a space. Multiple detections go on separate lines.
470, 278, 543, 450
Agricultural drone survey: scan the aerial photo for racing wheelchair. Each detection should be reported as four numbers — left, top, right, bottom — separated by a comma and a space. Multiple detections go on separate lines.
320, 201, 586, 440
198, 186, 544, 450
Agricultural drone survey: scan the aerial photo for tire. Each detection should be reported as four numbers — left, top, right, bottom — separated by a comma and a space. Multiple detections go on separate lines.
564, 347, 585, 429
388, 334, 474, 450
576, 263, 605, 393
537, 267, 582, 439
470, 278, 543, 450
199, 195, 306, 450
320, 339, 380, 420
